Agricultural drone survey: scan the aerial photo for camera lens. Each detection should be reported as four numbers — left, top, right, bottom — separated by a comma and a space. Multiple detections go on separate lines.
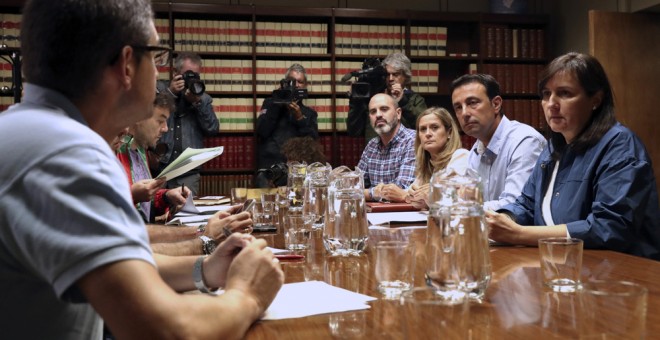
190, 81, 205, 96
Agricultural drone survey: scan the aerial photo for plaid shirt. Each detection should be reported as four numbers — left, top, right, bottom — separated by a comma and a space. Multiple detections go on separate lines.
357, 125, 416, 189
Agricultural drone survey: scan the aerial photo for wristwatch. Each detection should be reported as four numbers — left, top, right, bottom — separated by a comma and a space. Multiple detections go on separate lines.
192, 256, 217, 294
199, 235, 217, 255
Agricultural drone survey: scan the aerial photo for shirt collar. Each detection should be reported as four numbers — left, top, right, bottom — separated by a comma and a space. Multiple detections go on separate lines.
477, 115, 511, 157
22, 83, 88, 126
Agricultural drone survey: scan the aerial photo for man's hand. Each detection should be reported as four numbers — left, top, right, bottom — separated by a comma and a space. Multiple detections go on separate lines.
224, 239, 284, 317
203, 233, 256, 288
164, 187, 190, 213
380, 183, 407, 203
183, 90, 202, 106
204, 209, 253, 243
389, 83, 404, 102
287, 101, 304, 120
169, 74, 185, 96
131, 178, 167, 203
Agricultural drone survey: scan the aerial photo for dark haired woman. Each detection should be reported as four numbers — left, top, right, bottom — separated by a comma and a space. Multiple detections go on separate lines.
486, 52, 660, 260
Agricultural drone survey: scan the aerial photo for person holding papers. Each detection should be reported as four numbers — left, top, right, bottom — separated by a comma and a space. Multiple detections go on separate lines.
379, 107, 469, 208
157, 52, 219, 196
115, 94, 249, 255
0, 1, 283, 338
116, 92, 189, 222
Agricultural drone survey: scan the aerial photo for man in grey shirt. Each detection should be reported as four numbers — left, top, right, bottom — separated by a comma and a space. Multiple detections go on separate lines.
0, 1, 283, 338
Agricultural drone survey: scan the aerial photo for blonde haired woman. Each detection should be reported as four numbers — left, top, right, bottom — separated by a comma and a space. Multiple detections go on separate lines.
381, 107, 469, 208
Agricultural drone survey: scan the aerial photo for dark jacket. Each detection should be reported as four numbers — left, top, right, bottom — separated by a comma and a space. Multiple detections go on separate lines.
346, 89, 427, 141
256, 97, 319, 170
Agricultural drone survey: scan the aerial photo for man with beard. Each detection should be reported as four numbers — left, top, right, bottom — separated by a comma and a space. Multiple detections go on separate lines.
116, 92, 188, 223
357, 93, 416, 202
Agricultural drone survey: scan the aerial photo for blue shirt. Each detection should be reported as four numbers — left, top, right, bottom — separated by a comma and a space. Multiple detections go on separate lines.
0, 84, 154, 338
502, 123, 660, 260
357, 125, 416, 189
468, 116, 546, 211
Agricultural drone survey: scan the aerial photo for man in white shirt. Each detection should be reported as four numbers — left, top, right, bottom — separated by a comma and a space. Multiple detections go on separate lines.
451, 73, 546, 211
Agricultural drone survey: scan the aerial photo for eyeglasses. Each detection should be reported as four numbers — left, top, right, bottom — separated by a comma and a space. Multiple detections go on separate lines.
132, 45, 172, 67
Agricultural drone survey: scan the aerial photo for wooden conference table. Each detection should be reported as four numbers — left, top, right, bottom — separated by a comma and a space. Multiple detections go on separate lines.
246, 228, 659, 339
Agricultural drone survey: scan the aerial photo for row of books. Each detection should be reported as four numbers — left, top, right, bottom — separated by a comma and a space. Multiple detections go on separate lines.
0, 95, 14, 112
198, 174, 253, 197
0, 14, 21, 48
335, 24, 404, 56
409, 26, 448, 57
212, 98, 254, 131
304, 98, 333, 131
172, 19, 252, 53
502, 99, 547, 132
481, 25, 546, 59
482, 63, 545, 95
202, 136, 255, 170
336, 135, 366, 168
255, 22, 328, 54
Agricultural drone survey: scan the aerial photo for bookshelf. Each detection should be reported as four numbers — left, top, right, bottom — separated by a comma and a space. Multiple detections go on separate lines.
0, 3, 550, 196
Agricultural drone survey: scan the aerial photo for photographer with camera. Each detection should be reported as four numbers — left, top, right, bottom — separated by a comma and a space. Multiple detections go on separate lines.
157, 52, 219, 196
255, 63, 319, 188
346, 52, 427, 141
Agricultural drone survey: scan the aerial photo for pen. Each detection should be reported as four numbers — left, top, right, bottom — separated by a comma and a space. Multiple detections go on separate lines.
181, 183, 187, 198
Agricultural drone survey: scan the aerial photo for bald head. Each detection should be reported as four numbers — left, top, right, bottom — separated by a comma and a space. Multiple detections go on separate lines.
368, 93, 401, 138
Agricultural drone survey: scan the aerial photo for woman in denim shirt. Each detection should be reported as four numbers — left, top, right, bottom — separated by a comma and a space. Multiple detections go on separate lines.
486, 52, 660, 260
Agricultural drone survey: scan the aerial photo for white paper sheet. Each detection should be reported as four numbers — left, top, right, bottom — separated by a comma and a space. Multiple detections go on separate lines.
156, 146, 223, 181
367, 211, 428, 225
260, 281, 376, 320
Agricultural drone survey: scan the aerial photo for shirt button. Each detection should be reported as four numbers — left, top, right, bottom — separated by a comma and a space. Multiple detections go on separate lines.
555, 192, 560, 197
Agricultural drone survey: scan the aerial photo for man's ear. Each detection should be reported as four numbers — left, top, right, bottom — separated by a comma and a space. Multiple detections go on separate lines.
112, 45, 136, 91
396, 107, 402, 121
491, 95, 503, 115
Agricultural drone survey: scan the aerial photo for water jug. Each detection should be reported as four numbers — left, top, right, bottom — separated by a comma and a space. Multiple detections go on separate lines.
323, 166, 369, 256
425, 168, 491, 301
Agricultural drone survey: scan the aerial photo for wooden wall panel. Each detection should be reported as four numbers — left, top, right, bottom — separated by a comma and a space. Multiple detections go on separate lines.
589, 10, 660, 194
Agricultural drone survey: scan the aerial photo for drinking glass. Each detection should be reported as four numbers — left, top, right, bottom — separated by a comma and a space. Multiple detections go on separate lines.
538, 237, 583, 292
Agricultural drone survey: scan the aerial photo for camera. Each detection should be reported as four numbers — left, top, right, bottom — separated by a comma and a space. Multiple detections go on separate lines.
257, 162, 288, 186
349, 58, 387, 99
181, 70, 206, 96
272, 78, 308, 105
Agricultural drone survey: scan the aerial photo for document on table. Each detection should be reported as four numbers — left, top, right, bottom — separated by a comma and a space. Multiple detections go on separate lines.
156, 146, 223, 181
260, 281, 377, 320
367, 211, 428, 225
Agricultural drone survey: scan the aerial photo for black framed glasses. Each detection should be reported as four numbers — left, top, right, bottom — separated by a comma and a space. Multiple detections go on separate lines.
132, 45, 172, 67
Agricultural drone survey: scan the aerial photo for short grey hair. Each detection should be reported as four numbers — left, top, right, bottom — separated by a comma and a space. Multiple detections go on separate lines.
173, 52, 203, 73
382, 52, 412, 87
285, 63, 307, 82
